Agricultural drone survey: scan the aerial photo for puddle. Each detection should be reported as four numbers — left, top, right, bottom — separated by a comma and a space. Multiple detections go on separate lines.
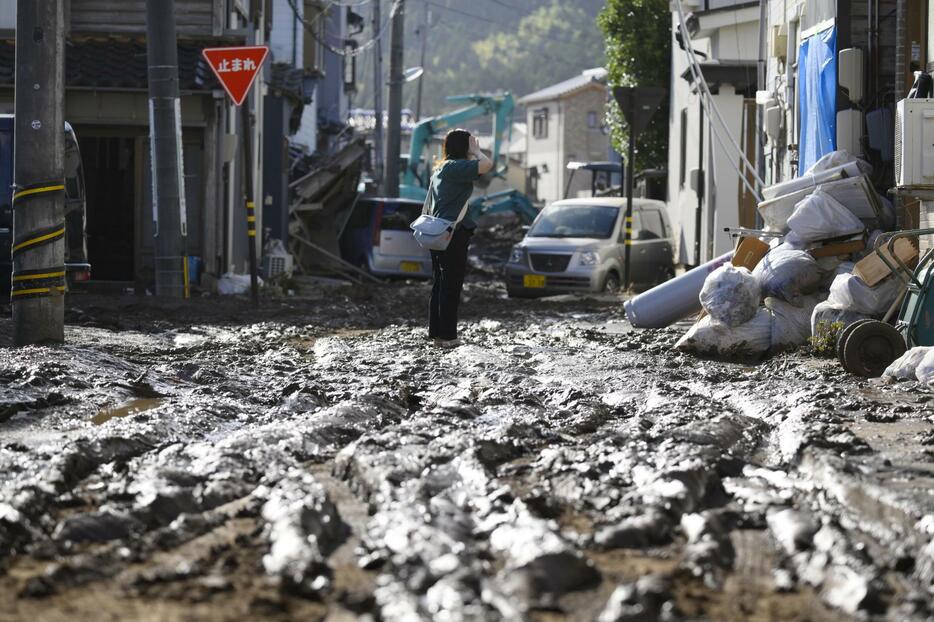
91, 398, 165, 425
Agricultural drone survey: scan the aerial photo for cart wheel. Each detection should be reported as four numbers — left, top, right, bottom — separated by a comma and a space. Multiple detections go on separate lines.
841, 320, 907, 378
836, 319, 873, 370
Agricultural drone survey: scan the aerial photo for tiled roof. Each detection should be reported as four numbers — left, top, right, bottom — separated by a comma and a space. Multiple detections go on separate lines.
0, 37, 220, 91
518, 68, 608, 105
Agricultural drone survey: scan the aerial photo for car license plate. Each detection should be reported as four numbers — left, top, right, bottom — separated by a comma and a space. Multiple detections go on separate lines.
523, 274, 546, 288
400, 261, 422, 273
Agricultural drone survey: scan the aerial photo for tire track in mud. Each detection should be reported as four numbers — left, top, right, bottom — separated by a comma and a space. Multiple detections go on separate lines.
2, 287, 933, 620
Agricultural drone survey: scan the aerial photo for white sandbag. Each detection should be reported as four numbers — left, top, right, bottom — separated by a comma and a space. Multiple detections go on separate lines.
676, 308, 772, 359
803, 150, 872, 177
810, 300, 871, 336
827, 273, 901, 316
786, 191, 865, 243
217, 272, 263, 295
917, 348, 934, 385
884, 347, 932, 381
768, 294, 826, 352
753, 248, 822, 306
699, 264, 760, 327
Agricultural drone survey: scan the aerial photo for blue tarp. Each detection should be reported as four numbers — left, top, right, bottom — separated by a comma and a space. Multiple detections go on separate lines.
798, 26, 837, 175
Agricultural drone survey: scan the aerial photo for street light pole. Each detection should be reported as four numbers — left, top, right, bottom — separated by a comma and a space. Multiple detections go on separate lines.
415, 3, 428, 121
372, 0, 385, 192
384, 0, 405, 198
146, 0, 188, 298
12, 0, 65, 345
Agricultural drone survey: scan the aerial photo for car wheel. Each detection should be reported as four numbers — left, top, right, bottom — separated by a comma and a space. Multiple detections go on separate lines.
603, 272, 621, 293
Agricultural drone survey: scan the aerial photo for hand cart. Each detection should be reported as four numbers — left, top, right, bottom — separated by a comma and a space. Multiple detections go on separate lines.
836, 228, 934, 376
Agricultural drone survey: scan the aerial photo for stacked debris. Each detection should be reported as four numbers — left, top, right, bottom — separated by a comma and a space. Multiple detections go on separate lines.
677, 150, 915, 359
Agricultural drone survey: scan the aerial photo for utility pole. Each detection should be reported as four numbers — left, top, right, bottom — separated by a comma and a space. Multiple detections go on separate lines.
372, 0, 385, 191
415, 3, 429, 121
384, 0, 405, 198
12, 0, 65, 345
146, 0, 188, 298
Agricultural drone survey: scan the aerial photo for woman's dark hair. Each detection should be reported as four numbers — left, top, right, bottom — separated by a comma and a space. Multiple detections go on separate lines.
441, 129, 471, 162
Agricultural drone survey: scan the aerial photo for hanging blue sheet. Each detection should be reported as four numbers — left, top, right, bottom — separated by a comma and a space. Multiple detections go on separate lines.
797, 25, 837, 175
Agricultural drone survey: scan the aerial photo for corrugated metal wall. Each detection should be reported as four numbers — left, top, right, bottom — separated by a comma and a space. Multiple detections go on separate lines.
69, 0, 217, 35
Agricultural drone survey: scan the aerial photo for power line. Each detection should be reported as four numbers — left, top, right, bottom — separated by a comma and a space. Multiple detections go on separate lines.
287, 0, 401, 57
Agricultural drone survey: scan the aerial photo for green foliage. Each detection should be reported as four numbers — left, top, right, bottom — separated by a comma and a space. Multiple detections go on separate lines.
353, 1, 605, 119
809, 321, 845, 356
597, 0, 670, 171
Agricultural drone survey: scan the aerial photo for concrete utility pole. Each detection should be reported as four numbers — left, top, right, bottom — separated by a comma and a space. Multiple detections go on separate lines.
415, 3, 428, 121
384, 0, 405, 198
146, 0, 188, 298
12, 0, 65, 345
372, 0, 385, 191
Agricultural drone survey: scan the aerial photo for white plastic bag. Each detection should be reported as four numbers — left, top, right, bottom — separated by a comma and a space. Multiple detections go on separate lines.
676, 308, 772, 358
217, 272, 263, 295
884, 347, 932, 381
827, 273, 901, 316
753, 248, 822, 306
803, 150, 872, 177
916, 348, 934, 385
810, 300, 870, 336
787, 190, 865, 243
699, 264, 760, 327
768, 294, 826, 352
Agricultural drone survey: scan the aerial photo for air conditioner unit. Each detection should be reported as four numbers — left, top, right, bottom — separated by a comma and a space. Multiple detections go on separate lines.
896, 98, 934, 188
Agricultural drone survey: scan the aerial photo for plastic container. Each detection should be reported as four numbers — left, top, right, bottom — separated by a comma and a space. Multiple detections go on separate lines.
624, 252, 733, 328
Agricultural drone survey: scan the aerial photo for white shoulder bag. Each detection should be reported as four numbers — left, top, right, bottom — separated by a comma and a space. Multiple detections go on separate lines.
409, 181, 469, 251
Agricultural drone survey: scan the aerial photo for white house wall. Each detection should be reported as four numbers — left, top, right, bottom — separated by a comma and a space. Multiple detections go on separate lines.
526, 101, 562, 203
666, 8, 759, 267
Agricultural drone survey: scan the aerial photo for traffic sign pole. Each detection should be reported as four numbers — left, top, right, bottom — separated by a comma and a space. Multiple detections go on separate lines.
612, 86, 666, 291
202, 46, 268, 306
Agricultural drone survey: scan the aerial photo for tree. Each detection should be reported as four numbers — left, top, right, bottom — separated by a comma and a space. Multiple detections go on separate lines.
598, 0, 670, 172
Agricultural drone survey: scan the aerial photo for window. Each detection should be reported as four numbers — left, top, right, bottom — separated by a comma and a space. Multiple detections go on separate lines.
532, 108, 549, 139
380, 202, 422, 230
679, 108, 688, 187
302, 0, 327, 76
639, 209, 665, 239
587, 110, 598, 129
528, 204, 619, 239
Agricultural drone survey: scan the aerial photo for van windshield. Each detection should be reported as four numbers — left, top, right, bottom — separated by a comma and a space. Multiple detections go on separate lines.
528, 204, 618, 239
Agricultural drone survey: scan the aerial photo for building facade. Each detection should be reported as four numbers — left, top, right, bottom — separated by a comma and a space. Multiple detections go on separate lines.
518, 68, 611, 204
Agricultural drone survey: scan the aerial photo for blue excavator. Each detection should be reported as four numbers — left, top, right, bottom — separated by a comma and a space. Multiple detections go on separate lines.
399, 93, 538, 224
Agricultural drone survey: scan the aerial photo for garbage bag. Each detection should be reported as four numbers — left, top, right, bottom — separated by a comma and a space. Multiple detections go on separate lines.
884, 346, 932, 381
802, 150, 872, 177
786, 190, 865, 243
810, 300, 871, 336
826, 273, 901, 316
768, 294, 826, 352
218, 272, 263, 295
753, 248, 822, 306
916, 348, 934, 385
675, 308, 772, 359
699, 264, 760, 327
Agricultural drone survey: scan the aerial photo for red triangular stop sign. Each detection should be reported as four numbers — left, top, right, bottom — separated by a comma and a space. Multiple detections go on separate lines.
202, 46, 269, 106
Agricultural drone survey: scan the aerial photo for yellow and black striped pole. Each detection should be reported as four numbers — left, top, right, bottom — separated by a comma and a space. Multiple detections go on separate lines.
12, 0, 66, 345
241, 106, 259, 307
623, 107, 636, 291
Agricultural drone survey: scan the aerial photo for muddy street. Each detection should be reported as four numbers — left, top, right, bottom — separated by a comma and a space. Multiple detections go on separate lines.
1, 281, 933, 621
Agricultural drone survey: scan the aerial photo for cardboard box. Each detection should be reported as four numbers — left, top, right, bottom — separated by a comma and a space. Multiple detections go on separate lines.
808, 236, 866, 258
853, 237, 920, 286
731, 236, 771, 271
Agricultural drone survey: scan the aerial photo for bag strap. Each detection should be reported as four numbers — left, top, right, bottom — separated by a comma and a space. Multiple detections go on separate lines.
453, 198, 470, 226
422, 179, 433, 215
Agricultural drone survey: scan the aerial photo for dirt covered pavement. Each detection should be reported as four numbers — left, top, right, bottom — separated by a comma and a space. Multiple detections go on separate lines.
2, 277, 934, 621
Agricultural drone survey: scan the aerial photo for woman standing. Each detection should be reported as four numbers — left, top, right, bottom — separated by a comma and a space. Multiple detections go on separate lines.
426, 129, 493, 347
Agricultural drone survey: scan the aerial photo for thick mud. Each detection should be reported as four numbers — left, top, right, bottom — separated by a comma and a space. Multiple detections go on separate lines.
1, 278, 933, 621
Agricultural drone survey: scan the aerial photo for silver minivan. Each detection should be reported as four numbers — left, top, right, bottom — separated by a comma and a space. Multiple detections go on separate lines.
504, 198, 674, 297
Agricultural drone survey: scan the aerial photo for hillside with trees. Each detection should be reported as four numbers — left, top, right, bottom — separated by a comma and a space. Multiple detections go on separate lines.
351, 0, 606, 118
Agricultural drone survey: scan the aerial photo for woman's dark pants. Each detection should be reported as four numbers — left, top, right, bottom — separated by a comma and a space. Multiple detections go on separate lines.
429, 227, 472, 340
